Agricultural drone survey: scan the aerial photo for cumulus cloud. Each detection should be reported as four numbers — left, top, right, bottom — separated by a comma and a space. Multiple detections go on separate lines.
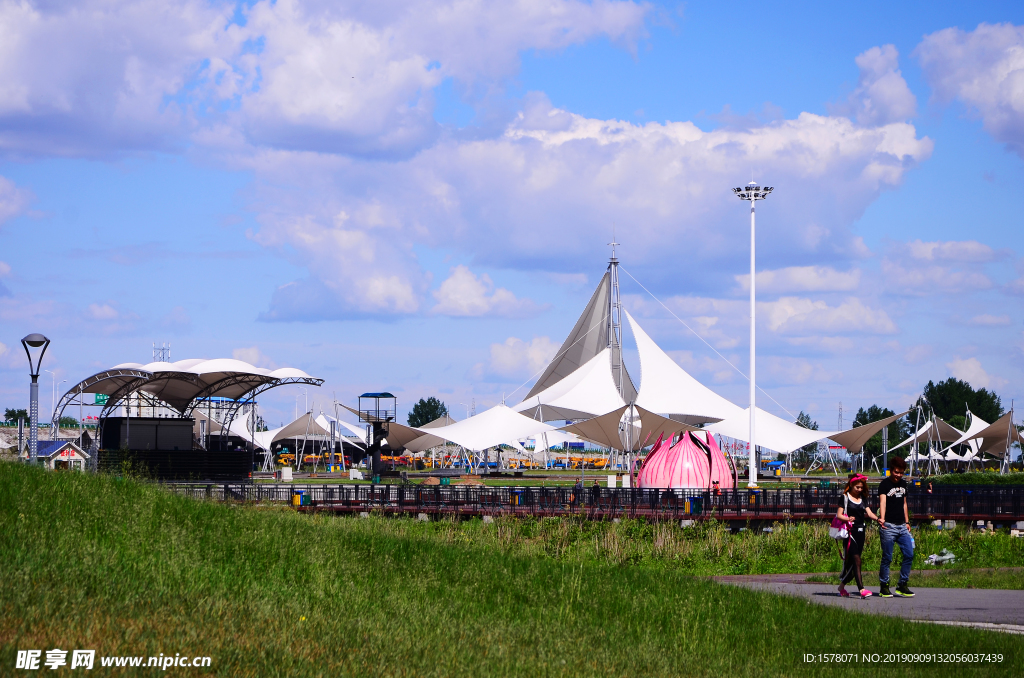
736, 266, 861, 294
0, 176, 32, 226
0, 0, 241, 156
477, 335, 558, 380
0, 0, 649, 158
832, 45, 916, 125
765, 296, 897, 335
763, 356, 839, 385
970, 314, 1011, 326
86, 303, 119, 320
431, 265, 542, 317
881, 258, 992, 295
947, 356, 1007, 390
901, 239, 997, 263
916, 22, 1024, 156
232, 346, 278, 369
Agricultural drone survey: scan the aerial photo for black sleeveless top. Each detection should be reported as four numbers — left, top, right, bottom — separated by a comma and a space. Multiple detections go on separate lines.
844, 494, 866, 530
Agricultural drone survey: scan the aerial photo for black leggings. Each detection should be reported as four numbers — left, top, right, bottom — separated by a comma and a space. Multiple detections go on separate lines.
840, 528, 866, 589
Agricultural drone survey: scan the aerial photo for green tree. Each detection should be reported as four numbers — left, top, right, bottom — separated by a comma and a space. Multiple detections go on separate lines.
408, 397, 448, 427
794, 411, 818, 466
4, 408, 28, 423
852, 405, 901, 461
912, 378, 1003, 424
57, 416, 80, 428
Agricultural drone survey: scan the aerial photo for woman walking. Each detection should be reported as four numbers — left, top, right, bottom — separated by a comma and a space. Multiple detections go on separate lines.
837, 473, 882, 599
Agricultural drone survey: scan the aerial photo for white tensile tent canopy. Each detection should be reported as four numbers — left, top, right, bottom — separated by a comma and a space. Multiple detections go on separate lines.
417, 404, 556, 452
828, 411, 909, 454
963, 411, 1024, 458
707, 407, 838, 454
937, 413, 987, 462
889, 417, 963, 453
561, 405, 698, 452
514, 348, 627, 421
626, 311, 745, 425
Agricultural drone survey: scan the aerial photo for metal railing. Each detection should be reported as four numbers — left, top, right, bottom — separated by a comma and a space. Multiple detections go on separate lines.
157, 483, 1024, 522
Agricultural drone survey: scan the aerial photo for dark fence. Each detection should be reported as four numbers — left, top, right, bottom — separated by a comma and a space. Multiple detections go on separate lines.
158, 483, 1024, 522
100, 448, 252, 481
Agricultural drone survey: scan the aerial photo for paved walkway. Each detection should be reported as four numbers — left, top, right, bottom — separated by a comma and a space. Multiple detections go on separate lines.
717, 579, 1024, 634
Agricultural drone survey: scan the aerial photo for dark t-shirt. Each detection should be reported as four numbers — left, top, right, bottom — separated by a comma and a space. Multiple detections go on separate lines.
878, 477, 908, 524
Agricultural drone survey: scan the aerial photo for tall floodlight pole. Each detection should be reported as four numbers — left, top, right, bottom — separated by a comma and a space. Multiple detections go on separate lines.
21, 334, 51, 464
732, 182, 773, 488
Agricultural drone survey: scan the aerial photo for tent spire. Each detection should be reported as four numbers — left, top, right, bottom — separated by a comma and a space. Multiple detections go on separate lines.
608, 236, 625, 400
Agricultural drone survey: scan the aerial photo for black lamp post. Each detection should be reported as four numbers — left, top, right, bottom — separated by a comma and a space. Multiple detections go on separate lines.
21, 333, 50, 463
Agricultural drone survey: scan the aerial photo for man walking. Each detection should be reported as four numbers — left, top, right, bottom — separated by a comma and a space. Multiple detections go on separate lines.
877, 456, 914, 598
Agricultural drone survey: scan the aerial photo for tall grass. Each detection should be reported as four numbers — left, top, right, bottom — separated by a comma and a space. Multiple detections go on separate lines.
1, 463, 1020, 677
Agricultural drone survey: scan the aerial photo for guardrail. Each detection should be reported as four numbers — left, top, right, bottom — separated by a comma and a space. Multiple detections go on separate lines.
158, 483, 1024, 523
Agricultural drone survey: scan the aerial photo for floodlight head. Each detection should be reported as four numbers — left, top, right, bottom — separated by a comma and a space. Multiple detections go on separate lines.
733, 182, 773, 201
21, 333, 50, 377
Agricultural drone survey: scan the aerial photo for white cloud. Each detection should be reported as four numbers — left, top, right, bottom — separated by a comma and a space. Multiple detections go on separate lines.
0, 176, 31, 226
482, 335, 558, 380
881, 258, 992, 295
86, 303, 118, 320
0, 261, 10, 276
736, 266, 861, 294
765, 296, 897, 335
431, 265, 541, 318
902, 239, 997, 263
832, 44, 916, 125
970, 314, 1011, 326
232, 346, 277, 369
763, 356, 839, 385
0, 0, 240, 156
916, 22, 1024, 156
0, 0, 649, 158
947, 356, 1007, 390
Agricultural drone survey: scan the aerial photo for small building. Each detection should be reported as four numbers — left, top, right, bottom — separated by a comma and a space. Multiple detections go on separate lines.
20, 440, 90, 470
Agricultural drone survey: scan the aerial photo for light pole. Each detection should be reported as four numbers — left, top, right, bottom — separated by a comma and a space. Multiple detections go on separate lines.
21, 334, 51, 464
732, 182, 773, 488
44, 370, 65, 432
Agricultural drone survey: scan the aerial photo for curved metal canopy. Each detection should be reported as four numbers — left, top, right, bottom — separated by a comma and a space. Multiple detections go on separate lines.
52, 359, 324, 436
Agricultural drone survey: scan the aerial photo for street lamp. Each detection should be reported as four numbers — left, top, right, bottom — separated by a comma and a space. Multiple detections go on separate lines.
732, 182, 773, 488
21, 333, 51, 464
44, 370, 65, 433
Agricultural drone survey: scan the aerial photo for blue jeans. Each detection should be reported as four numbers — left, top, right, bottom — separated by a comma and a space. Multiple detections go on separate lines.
879, 523, 914, 586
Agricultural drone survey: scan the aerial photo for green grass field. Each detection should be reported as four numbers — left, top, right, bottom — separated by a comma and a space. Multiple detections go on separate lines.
1, 463, 1020, 677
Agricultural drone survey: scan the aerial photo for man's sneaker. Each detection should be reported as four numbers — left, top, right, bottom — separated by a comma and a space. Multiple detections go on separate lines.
879, 584, 893, 598
894, 583, 915, 598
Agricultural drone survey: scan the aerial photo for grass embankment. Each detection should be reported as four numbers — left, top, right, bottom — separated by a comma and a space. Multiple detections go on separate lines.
1, 464, 1019, 677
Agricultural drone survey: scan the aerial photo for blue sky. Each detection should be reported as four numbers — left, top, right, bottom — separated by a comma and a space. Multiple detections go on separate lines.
1, 0, 1023, 431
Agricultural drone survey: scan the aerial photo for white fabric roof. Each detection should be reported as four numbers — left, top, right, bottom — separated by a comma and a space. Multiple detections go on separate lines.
416, 404, 556, 451
888, 418, 963, 453
707, 407, 837, 454
962, 411, 1024, 457
532, 430, 585, 452
316, 414, 367, 445
561, 405, 698, 452
514, 348, 626, 421
252, 412, 331, 452
828, 411, 909, 452
102, 358, 317, 412
626, 311, 744, 424
940, 414, 988, 456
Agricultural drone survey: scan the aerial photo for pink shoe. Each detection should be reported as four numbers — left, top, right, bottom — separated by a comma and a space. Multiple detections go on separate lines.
860, 589, 873, 599
838, 586, 850, 598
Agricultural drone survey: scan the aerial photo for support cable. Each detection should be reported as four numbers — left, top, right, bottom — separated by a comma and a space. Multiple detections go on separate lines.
619, 266, 797, 421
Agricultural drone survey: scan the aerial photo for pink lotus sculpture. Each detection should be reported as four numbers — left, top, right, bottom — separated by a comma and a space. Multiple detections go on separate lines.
637, 431, 735, 489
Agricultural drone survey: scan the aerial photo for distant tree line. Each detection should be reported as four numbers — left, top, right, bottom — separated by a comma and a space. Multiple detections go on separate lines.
791, 377, 1007, 465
